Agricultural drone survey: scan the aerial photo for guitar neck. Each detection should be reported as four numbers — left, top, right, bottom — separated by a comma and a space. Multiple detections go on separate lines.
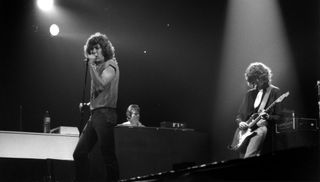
264, 100, 276, 113
248, 99, 277, 128
247, 91, 289, 128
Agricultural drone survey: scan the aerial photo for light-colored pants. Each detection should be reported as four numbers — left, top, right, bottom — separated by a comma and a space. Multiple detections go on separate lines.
240, 126, 268, 158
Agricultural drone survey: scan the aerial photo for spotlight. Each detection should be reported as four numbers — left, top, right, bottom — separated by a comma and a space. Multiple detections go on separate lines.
49, 24, 59, 36
37, 0, 54, 11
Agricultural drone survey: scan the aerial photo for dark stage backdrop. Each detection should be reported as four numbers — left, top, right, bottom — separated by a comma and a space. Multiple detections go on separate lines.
0, 0, 319, 162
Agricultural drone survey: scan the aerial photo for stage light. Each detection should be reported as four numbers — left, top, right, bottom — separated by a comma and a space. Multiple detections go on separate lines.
49, 24, 59, 36
211, 0, 297, 157
216, 0, 295, 107
37, 0, 54, 11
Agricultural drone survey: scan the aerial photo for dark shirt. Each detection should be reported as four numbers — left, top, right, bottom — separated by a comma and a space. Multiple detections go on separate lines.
235, 84, 282, 128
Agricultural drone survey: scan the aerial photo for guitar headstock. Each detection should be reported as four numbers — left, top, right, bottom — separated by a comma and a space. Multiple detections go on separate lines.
275, 91, 290, 103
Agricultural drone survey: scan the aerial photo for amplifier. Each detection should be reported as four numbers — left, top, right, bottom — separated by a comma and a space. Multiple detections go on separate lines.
160, 121, 187, 129
276, 118, 319, 133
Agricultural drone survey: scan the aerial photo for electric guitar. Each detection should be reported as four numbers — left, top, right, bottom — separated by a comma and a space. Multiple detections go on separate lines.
229, 91, 289, 151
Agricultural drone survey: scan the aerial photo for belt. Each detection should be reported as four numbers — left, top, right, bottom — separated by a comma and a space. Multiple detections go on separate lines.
91, 107, 116, 113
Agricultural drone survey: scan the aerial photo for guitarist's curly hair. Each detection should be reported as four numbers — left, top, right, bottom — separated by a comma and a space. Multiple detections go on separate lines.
245, 62, 272, 87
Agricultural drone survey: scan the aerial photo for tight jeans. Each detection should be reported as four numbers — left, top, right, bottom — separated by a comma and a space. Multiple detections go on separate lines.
73, 107, 119, 181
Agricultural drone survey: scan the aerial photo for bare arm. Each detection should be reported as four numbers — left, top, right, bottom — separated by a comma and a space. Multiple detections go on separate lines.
89, 64, 116, 88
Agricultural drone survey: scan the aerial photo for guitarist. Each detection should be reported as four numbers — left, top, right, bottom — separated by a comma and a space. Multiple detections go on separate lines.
236, 62, 282, 158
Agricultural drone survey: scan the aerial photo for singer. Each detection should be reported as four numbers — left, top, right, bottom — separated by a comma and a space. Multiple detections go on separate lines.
73, 32, 120, 181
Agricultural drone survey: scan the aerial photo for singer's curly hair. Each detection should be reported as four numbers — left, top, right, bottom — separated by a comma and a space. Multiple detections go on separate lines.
245, 62, 272, 87
84, 32, 115, 61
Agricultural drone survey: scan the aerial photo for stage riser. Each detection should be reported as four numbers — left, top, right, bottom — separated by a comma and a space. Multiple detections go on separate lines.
0, 158, 74, 181
122, 146, 320, 181
1, 147, 319, 181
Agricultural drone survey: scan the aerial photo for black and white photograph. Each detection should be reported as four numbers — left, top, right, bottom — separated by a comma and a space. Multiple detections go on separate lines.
0, 0, 319, 181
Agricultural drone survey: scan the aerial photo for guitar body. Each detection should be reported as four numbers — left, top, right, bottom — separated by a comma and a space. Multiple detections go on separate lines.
229, 91, 290, 152
229, 127, 256, 151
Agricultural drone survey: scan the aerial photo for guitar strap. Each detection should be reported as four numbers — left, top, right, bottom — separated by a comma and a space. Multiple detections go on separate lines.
258, 86, 272, 112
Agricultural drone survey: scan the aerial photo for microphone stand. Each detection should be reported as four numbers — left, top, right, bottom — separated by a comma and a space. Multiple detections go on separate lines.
317, 81, 320, 129
80, 60, 89, 132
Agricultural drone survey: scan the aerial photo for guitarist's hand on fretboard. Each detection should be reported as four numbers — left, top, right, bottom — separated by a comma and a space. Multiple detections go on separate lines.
259, 110, 269, 120
257, 111, 269, 127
